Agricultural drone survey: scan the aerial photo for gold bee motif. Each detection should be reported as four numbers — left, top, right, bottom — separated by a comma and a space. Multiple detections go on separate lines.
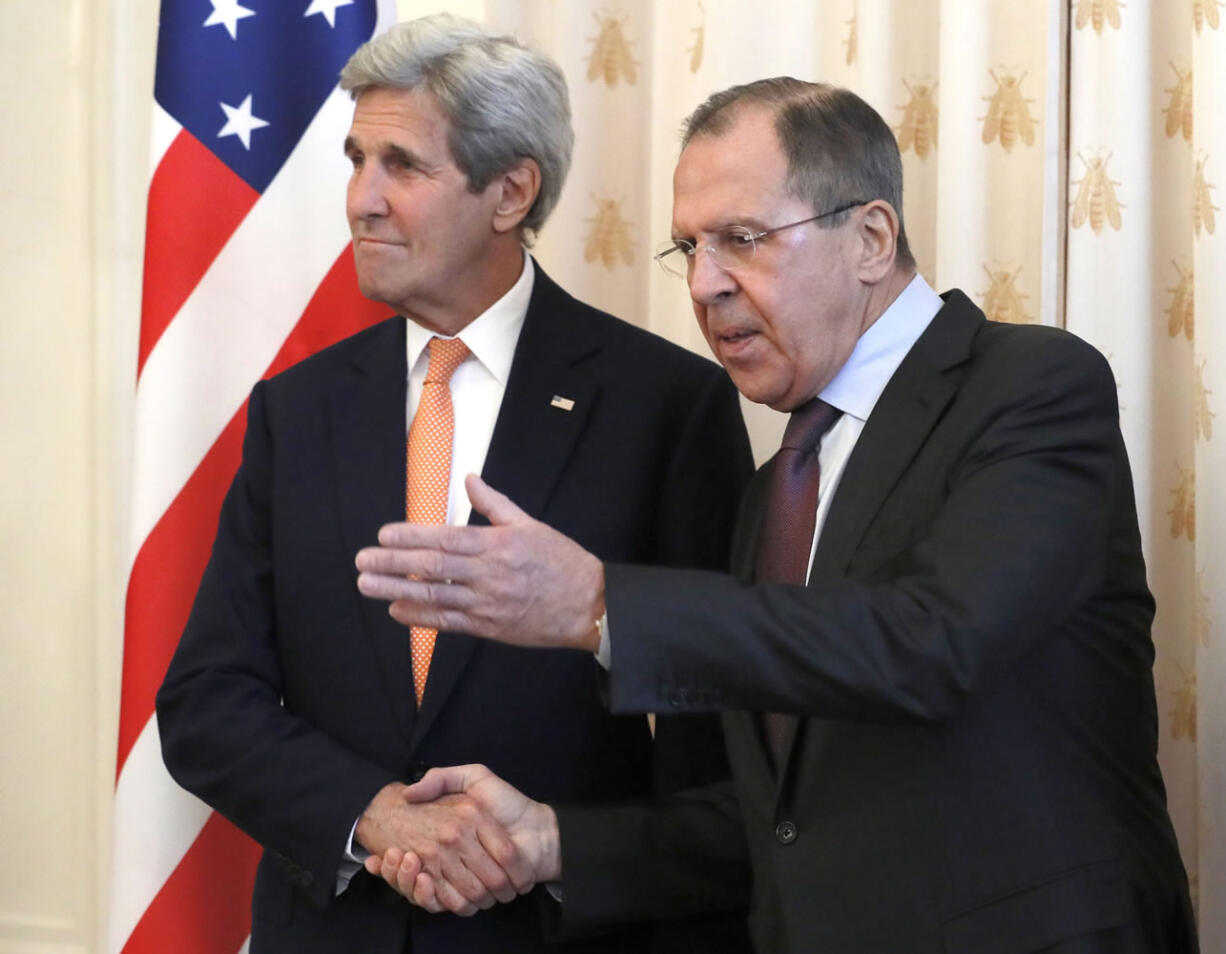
1169, 667, 1196, 742
1194, 361, 1214, 442
1195, 568, 1211, 647
1163, 64, 1193, 143
980, 264, 1032, 324
1193, 154, 1218, 236
981, 70, 1037, 152
584, 196, 636, 269
1169, 463, 1196, 540
587, 14, 638, 88
688, 2, 704, 73
896, 80, 939, 159
1165, 261, 1194, 340
1071, 152, 1124, 234
844, 6, 858, 66
1074, 0, 1124, 33
1194, 0, 1222, 33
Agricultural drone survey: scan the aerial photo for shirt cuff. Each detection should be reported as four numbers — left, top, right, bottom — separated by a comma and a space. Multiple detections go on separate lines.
336, 817, 371, 895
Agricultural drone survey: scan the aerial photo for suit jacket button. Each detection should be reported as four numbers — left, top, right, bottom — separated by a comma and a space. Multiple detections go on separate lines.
668, 689, 687, 707
775, 821, 797, 845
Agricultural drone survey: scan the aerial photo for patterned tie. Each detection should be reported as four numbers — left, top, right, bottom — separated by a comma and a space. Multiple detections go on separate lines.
407, 336, 470, 705
756, 398, 842, 766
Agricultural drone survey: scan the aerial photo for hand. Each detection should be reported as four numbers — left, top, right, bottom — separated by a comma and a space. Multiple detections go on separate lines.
355, 474, 605, 652
372, 764, 561, 915
355, 780, 533, 915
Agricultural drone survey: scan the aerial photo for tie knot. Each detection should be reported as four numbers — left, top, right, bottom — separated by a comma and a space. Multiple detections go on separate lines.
780, 399, 841, 453
425, 336, 470, 384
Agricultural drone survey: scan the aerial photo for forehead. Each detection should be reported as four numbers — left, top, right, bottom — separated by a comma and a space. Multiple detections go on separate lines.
672, 105, 797, 229
347, 86, 452, 154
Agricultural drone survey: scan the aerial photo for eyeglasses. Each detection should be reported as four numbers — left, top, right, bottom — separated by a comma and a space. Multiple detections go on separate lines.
653, 200, 870, 279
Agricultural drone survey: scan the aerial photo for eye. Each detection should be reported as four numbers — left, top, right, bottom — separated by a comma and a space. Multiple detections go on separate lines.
722, 229, 756, 250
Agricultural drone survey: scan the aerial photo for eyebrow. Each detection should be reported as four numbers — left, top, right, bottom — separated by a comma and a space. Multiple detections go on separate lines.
342, 137, 425, 169
672, 216, 769, 241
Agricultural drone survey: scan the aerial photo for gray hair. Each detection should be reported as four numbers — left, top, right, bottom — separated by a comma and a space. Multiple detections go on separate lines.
340, 14, 573, 240
682, 78, 915, 270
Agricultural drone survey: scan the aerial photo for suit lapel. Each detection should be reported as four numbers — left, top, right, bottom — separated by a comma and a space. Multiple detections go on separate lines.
773, 292, 982, 780
329, 318, 418, 744
811, 292, 980, 580
410, 266, 604, 748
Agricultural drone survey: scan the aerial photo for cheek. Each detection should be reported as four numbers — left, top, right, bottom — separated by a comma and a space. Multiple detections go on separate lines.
693, 303, 710, 337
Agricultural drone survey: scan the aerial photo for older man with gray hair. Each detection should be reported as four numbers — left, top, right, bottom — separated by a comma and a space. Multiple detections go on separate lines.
156, 15, 752, 954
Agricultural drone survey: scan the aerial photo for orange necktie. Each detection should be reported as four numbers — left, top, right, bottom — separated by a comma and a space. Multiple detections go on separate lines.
407, 336, 470, 704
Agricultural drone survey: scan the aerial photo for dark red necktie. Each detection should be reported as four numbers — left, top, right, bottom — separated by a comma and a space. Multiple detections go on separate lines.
756, 398, 842, 766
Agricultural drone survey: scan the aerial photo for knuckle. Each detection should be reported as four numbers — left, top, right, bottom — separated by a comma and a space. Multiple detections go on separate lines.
417, 845, 439, 866
490, 840, 517, 868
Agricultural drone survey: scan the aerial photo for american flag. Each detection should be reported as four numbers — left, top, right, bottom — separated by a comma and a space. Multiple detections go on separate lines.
110, 2, 397, 952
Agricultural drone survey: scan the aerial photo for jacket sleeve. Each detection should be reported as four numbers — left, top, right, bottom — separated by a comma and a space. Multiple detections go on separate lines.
156, 381, 397, 909
604, 328, 1146, 724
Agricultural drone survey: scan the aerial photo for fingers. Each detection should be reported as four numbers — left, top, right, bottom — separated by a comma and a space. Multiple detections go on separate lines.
474, 813, 535, 896
402, 764, 490, 803
355, 545, 477, 585
418, 800, 516, 908
356, 570, 471, 612
372, 521, 487, 554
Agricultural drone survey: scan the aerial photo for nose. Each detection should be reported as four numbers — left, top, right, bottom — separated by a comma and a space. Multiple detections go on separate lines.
686, 246, 738, 306
347, 162, 389, 221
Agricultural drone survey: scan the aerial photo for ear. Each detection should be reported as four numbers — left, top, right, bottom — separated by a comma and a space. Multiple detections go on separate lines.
853, 200, 901, 283
491, 158, 542, 234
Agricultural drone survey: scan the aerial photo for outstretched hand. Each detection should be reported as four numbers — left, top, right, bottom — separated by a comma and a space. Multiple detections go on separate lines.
355, 474, 605, 652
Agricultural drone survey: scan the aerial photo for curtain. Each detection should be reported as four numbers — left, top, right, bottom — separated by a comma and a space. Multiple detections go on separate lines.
402, 0, 1222, 943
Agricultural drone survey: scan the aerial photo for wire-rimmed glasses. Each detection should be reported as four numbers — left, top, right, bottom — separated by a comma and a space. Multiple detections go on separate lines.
653, 200, 870, 279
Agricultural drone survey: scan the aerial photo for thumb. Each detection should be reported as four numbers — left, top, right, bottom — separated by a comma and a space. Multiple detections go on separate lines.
402, 763, 491, 803
465, 474, 527, 527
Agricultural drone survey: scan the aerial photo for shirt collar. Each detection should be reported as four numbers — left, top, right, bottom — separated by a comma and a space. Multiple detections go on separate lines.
820, 273, 943, 422
405, 251, 534, 385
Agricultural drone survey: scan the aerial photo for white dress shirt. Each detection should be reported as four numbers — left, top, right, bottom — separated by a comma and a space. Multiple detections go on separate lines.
403, 253, 534, 527
805, 272, 944, 573
338, 251, 534, 893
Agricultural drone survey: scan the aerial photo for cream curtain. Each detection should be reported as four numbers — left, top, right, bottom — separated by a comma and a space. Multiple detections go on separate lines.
401, 0, 1222, 943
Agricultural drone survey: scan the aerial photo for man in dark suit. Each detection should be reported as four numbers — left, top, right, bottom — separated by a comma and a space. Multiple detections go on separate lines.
355, 79, 1198, 953
155, 16, 753, 954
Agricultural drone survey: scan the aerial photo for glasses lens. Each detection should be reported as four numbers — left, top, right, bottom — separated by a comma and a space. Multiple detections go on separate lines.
712, 228, 757, 271
653, 240, 690, 279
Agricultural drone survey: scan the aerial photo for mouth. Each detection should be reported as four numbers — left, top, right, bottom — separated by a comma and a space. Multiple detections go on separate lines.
713, 327, 760, 358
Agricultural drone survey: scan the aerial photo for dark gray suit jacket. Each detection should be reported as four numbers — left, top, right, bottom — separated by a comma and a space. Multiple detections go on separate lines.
556, 290, 1197, 954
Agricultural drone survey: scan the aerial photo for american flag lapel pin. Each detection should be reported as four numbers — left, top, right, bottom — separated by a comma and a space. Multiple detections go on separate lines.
550, 395, 576, 411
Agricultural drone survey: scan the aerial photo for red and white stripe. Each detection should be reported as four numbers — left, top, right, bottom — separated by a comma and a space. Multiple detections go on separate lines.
110, 6, 397, 952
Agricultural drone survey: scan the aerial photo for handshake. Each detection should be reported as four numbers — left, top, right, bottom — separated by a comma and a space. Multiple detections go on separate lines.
354, 764, 562, 915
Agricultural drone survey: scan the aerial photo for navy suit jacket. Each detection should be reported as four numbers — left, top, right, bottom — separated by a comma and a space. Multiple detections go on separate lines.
157, 265, 754, 954
555, 291, 1197, 954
